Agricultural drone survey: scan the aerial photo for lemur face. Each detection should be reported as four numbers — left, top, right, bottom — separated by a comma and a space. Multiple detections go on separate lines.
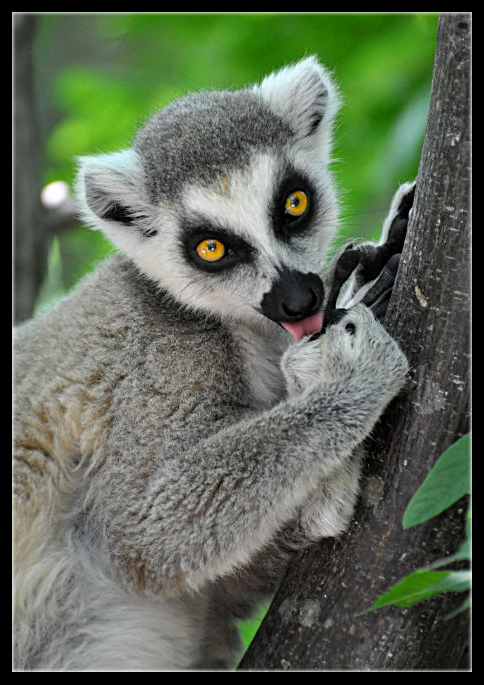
76, 57, 341, 340
171, 151, 333, 340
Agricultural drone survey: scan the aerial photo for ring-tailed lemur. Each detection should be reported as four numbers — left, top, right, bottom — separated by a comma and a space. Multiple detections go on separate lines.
14, 56, 413, 671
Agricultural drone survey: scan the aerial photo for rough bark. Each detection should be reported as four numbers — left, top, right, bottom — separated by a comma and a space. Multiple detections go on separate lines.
238, 13, 470, 671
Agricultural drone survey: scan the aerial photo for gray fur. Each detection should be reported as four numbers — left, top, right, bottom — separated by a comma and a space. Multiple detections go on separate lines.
13, 57, 408, 671
134, 90, 292, 201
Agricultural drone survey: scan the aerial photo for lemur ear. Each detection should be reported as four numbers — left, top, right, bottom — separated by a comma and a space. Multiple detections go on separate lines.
75, 149, 144, 230
253, 56, 341, 143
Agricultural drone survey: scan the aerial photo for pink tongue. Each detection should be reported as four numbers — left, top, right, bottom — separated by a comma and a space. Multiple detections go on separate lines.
281, 311, 323, 342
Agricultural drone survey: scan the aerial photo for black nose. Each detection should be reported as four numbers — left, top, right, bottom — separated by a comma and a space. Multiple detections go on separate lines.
260, 268, 325, 323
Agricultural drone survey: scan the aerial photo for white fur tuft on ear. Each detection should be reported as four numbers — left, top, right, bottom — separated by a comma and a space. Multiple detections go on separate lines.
75, 149, 145, 231
253, 56, 341, 143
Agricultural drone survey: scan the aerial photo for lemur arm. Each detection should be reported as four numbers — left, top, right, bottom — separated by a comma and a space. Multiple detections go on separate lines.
88, 308, 406, 596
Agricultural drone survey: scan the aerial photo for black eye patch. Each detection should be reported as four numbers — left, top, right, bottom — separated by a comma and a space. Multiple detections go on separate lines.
181, 220, 254, 273
271, 169, 316, 243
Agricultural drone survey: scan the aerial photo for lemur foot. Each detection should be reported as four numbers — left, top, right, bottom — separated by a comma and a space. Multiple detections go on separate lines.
320, 181, 416, 332
355, 181, 415, 287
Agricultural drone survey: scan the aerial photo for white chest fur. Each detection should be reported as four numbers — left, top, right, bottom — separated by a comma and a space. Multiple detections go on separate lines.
229, 319, 291, 409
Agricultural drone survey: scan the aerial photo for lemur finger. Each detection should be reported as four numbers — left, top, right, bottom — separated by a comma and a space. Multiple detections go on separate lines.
371, 290, 392, 321
396, 182, 415, 217
325, 247, 360, 313
361, 253, 400, 319
358, 217, 404, 284
319, 247, 360, 335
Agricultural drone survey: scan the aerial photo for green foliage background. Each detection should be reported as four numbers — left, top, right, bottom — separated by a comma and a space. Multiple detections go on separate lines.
33, 12, 438, 312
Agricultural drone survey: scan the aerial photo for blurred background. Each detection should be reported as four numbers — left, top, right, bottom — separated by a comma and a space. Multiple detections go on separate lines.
14, 13, 439, 324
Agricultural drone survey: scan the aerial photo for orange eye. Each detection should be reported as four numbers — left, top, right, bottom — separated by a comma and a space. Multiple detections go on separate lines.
196, 238, 226, 262
285, 190, 309, 217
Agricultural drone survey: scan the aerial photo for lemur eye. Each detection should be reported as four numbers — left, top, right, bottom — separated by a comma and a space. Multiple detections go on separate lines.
196, 238, 226, 262
285, 190, 309, 218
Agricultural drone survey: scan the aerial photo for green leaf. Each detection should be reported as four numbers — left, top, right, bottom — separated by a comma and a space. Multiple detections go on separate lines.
466, 503, 472, 539
424, 570, 471, 596
403, 433, 471, 528
365, 570, 451, 611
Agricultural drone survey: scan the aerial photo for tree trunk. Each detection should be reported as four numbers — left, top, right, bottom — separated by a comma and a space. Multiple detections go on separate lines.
14, 15, 51, 324
238, 13, 470, 671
